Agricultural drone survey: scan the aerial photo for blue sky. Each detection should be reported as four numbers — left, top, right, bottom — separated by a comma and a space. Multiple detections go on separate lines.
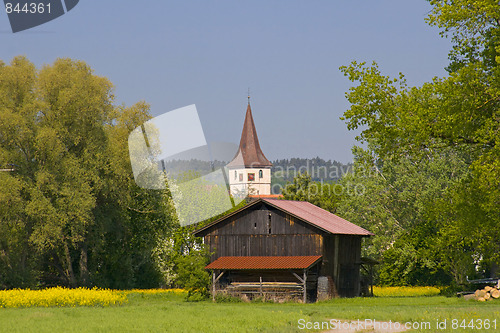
1, 1, 452, 163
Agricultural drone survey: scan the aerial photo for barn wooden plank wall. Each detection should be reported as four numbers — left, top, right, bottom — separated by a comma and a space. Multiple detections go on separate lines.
205, 204, 324, 262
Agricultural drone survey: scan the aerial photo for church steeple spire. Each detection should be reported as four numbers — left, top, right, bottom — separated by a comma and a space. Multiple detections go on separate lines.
227, 102, 272, 168
228, 99, 272, 197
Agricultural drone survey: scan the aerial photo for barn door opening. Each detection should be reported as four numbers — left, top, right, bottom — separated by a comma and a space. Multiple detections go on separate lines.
338, 263, 360, 297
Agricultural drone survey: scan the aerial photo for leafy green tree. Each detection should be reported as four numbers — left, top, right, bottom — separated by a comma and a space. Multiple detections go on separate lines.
336, 0, 500, 284
0, 56, 175, 289
281, 172, 342, 213
426, 0, 500, 71
335, 146, 471, 285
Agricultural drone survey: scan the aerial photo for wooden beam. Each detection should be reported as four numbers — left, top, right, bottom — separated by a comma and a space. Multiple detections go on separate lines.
214, 271, 225, 284
290, 271, 304, 284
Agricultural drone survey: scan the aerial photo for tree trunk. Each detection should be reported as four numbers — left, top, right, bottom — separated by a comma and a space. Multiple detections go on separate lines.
79, 243, 89, 286
490, 262, 498, 278
64, 241, 76, 287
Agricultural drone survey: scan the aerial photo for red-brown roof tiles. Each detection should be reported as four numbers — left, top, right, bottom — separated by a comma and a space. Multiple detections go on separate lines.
205, 255, 322, 270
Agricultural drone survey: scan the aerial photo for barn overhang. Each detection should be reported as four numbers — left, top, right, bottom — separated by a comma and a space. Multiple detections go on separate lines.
205, 255, 322, 270
207, 255, 322, 303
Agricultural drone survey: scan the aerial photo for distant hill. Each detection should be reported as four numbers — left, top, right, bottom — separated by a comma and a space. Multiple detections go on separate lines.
161, 157, 352, 190
271, 157, 352, 191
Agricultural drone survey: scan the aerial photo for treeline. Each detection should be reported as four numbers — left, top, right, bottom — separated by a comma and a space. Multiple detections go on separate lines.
284, 1, 500, 288
162, 159, 227, 180
271, 157, 351, 182
271, 158, 351, 193
160, 157, 351, 191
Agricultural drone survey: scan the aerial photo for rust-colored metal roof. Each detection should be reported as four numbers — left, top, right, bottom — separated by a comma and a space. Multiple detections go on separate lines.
205, 255, 322, 270
248, 194, 283, 199
263, 199, 373, 236
193, 198, 373, 237
226, 103, 272, 168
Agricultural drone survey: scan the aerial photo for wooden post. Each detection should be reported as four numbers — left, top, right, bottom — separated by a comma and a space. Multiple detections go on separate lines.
332, 235, 340, 297
370, 265, 374, 297
333, 235, 339, 283
259, 276, 263, 298
211, 271, 225, 302
212, 271, 216, 302
303, 269, 307, 303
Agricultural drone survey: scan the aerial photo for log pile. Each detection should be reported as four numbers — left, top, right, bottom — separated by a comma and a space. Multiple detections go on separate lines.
473, 286, 500, 301
225, 281, 304, 300
227, 281, 303, 294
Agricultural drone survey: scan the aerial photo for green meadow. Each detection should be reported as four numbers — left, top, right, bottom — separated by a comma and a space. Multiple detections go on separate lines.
1, 292, 498, 333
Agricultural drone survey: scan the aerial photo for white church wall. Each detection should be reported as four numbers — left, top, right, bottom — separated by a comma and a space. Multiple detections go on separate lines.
228, 167, 271, 196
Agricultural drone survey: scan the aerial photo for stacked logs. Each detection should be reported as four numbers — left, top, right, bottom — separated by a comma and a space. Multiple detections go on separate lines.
474, 286, 500, 301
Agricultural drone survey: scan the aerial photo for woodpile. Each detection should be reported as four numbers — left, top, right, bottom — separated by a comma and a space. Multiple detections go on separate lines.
225, 281, 305, 301
472, 286, 500, 301
227, 281, 303, 295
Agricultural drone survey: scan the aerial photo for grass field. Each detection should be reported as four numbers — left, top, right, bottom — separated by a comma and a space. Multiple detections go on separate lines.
0, 291, 498, 332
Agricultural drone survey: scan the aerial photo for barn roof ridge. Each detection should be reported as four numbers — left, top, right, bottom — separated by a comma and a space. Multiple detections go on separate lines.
193, 198, 373, 237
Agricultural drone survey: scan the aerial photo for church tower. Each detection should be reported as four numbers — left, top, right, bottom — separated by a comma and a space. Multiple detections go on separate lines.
227, 101, 272, 197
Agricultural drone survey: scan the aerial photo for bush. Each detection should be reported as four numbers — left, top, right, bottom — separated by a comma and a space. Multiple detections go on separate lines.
174, 254, 210, 301
214, 293, 242, 303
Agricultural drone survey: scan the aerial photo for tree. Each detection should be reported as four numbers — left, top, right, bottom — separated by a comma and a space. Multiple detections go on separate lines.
336, 147, 470, 285
426, 0, 500, 71
0, 56, 175, 288
337, 0, 500, 283
281, 172, 342, 213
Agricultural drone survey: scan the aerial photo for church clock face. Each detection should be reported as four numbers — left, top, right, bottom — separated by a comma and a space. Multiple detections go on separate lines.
248, 173, 255, 181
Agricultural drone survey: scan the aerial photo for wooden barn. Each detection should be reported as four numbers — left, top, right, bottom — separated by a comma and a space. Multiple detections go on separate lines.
193, 198, 373, 301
